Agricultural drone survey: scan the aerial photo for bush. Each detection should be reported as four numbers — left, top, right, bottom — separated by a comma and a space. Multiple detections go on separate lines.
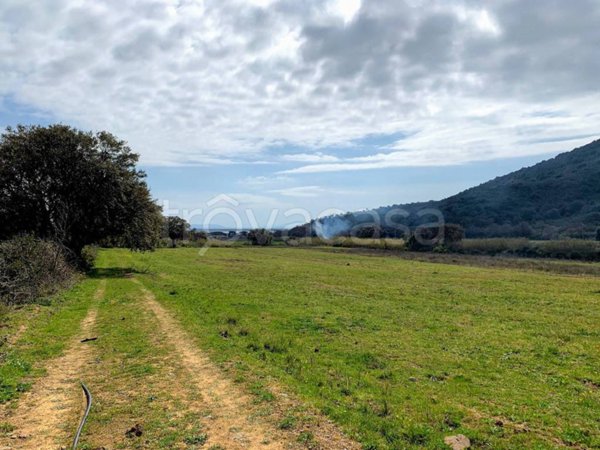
0, 236, 75, 305
248, 229, 273, 246
353, 225, 382, 239
189, 230, 207, 243
407, 224, 465, 251
596, 228, 600, 242
80, 245, 98, 271
288, 224, 313, 238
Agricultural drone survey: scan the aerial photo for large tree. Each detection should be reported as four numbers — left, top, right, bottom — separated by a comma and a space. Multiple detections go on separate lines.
0, 125, 162, 261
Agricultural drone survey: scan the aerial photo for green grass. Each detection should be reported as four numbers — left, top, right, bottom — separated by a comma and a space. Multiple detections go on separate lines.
0, 279, 98, 403
96, 247, 600, 449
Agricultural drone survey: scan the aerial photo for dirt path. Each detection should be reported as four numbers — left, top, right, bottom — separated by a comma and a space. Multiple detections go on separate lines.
140, 285, 287, 449
138, 284, 359, 450
0, 281, 105, 450
1, 279, 358, 449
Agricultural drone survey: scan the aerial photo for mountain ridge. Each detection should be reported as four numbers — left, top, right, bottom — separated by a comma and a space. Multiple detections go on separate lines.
316, 139, 600, 239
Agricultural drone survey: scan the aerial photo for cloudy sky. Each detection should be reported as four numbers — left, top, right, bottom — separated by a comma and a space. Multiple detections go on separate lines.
1, 0, 599, 227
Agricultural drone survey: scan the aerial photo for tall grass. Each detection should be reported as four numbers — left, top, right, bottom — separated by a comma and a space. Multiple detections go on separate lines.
456, 238, 600, 261
286, 237, 406, 250
288, 236, 600, 261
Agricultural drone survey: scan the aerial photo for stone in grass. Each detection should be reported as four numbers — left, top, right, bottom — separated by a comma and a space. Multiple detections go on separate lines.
444, 434, 470, 450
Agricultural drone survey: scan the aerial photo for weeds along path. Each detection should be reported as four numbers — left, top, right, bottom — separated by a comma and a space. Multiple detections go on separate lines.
0, 281, 105, 450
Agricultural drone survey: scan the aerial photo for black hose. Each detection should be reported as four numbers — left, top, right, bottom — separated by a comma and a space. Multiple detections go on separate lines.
72, 382, 92, 450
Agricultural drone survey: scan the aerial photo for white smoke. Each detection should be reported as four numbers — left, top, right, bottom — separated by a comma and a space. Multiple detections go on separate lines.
314, 217, 352, 240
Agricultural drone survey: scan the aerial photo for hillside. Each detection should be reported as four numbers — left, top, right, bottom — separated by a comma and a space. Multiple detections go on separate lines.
317, 139, 600, 239
437, 139, 600, 237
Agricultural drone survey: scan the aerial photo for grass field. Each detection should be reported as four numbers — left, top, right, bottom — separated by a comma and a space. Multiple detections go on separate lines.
106, 247, 600, 448
2, 247, 600, 449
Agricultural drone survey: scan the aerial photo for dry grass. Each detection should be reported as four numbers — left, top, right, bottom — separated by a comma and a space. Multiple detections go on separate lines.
456, 238, 600, 261
287, 236, 405, 250
325, 246, 600, 276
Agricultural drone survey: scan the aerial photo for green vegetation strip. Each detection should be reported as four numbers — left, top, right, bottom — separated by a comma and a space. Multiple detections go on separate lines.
98, 247, 600, 449
0, 279, 99, 404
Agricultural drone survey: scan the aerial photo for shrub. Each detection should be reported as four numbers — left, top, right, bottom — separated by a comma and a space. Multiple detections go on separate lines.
248, 229, 273, 246
0, 236, 75, 305
80, 245, 98, 271
353, 225, 382, 239
189, 229, 207, 243
596, 228, 600, 242
288, 224, 313, 238
407, 224, 464, 251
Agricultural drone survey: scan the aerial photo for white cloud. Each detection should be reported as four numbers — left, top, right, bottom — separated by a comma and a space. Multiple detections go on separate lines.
0, 0, 598, 170
280, 152, 340, 163
282, 98, 600, 173
270, 185, 325, 197
327, 0, 362, 24
239, 175, 292, 187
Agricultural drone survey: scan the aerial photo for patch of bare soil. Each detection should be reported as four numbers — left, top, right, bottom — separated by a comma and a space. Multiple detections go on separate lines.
0, 281, 105, 450
7, 325, 27, 347
138, 284, 359, 450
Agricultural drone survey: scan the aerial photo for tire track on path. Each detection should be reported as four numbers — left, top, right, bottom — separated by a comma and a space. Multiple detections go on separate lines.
0, 281, 105, 450
139, 284, 287, 449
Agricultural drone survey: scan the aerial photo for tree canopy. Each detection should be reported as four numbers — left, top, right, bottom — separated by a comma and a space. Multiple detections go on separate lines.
248, 229, 273, 246
164, 216, 190, 247
0, 125, 162, 261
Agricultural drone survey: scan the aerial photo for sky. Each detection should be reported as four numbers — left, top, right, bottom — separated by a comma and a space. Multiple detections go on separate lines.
1, 0, 599, 227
